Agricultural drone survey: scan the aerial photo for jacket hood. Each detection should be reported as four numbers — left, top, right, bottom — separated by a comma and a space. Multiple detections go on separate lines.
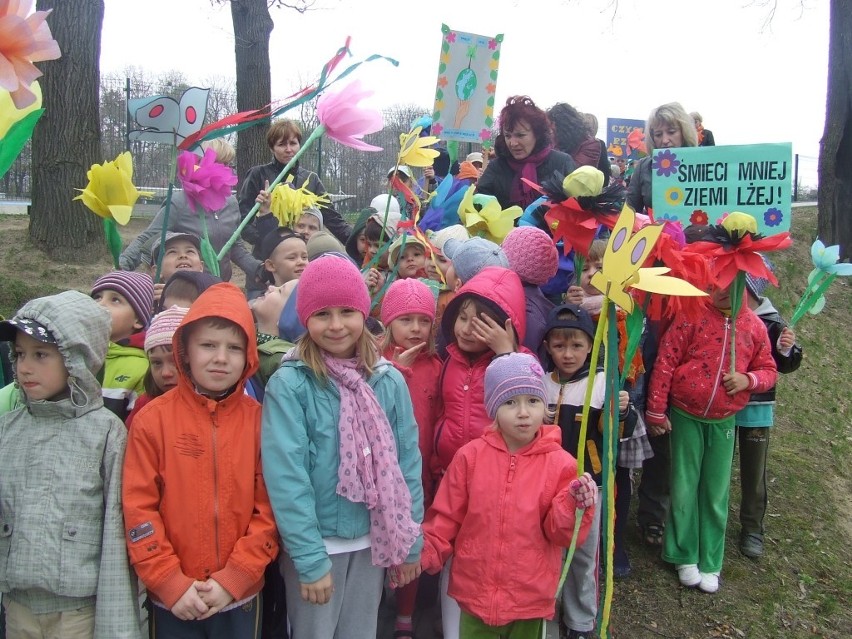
10, 290, 111, 411
173, 282, 259, 395
344, 207, 375, 262
753, 296, 779, 318
441, 266, 527, 345
482, 423, 564, 454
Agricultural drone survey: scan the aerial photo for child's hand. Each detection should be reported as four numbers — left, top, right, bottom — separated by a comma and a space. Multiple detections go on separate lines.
565, 286, 585, 305
300, 571, 334, 605
170, 582, 210, 621
389, 562, 422, 589
153, 282, 165, 304
196, 579, 234, 620
778, 327, 795, 350
569, 473, 598, 509
393, 342, 427, 368
256, 179, 271, 216
722, 372, 751, 396
470, 315, 515, 355
646, 415, 671, 436
618, 390, 630, 414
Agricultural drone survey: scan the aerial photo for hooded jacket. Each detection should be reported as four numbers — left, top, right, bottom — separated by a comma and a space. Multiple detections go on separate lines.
432, 267, 527, 479
101, 339, 148, 421
421, 426, 595, 627
646, 304, 778, 424
122, 283, 279, 609
0, 290, 142, 638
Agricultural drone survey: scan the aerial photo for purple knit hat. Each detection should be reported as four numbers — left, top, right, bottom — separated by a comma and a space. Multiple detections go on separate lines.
502, 227, 559, 286
484, 352, 547, 419
144, 305, 189, 352
91, 271, 155, 328
296, 254, 371, 324
381, 278, 436, 326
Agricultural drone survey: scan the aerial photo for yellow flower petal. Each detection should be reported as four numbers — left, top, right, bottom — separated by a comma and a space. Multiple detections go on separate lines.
722, 211, 758, 235
0, 82, 42, 139
563, 166, 604, 198
107, 205, 133, 225
74, 153, 149, 225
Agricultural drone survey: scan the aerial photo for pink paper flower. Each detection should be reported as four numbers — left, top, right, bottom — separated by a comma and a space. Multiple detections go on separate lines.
316, 80, 383, 151
177, 148, 238, 213
0, 1, 61, 109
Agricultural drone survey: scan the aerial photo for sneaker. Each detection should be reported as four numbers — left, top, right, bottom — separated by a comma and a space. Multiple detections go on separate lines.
676, 563, 701, 587
740, 532, 764, 558
613, 546, 632, 579
698, 571, 720, 593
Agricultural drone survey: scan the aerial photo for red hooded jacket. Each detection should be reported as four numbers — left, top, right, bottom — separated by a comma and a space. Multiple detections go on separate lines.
122, 283, 279, 609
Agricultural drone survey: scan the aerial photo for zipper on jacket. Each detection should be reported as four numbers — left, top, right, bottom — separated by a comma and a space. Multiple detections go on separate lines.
211, 409, 222, 569
508, 455, 517, 483
703, 317, 730, 417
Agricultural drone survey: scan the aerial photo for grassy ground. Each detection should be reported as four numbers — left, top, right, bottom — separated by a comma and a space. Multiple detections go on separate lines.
0, 208, 849, 637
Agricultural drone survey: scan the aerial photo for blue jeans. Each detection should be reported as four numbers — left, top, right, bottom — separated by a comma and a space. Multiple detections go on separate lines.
149, 595, 262, 639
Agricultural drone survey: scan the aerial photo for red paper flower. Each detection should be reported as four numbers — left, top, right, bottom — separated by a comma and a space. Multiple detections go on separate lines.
690, 209, 708, 225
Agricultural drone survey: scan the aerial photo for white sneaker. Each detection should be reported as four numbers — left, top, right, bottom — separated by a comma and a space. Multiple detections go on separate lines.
698, 571, 720, 593
676, 564, 701, 587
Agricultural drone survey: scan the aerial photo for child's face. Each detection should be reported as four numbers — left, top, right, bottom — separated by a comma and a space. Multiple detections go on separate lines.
355, 231, 368, 259
250, 284, 289, 327
265, 237, 308, 285
445, 262, 461, 291
365, 240, 389, 270
183, 322, 247, 395
433, 252, 453, 279
158, 239, 202, 283
545, 331, 593, 378
395, 243, 425, 279
306, 307, 364, 359
295, 214, 320, 240
581, 259, 602, 296
390, 313, 432, 351
424, 254, 441, 282
162, 293, 194, 310
148, 345, 178, 393
495, 394, 545, 452
453, 300, 489, 354
710, 284, 732, 310
93, 289, 143, 341
14, 331, 69, 401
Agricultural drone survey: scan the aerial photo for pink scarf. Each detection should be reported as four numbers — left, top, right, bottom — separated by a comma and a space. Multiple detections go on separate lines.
323, 352, 420, 567
507, 144, 553, 208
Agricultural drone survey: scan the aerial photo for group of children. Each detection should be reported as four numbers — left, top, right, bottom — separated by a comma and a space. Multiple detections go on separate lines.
0, 194, 801, 639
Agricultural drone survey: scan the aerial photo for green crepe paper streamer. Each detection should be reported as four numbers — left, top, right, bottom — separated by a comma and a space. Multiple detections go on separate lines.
728, 272, 746, 375
790, 271, 836, 327
620, 304, 645, 388
0, 108, 43, 178
103, 218, 123, 269
446, 141, 458, 167
197, 209, 221, 277
573, 253, 585, 287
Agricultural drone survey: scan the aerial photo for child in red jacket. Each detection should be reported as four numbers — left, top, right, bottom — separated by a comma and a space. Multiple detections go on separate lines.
422, 353, 596, 637
646, 282, 777, 594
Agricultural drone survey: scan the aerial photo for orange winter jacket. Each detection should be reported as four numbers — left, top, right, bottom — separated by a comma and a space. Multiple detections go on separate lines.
122, 283, 279, 609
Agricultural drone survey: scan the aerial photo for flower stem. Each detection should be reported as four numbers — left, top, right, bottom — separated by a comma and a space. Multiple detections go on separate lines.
790, 272, 835, 327
217, 124, 326, 261
154, 145, 179, 283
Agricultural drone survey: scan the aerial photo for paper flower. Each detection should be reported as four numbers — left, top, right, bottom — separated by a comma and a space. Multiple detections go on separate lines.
690, 209, 708, 225
457, 186, 521, 244
398, 126, 440, 167
0, 81, 42, 177
315, 79, 383, 151
652, 150, 680, 177
811, 239, 852, 275
764, 207, 783, 227
789, 239, 852, 326
74, 152, 153, 225
176, 148, 238, 213
0, 1, 61, 109
626, 128, 647, 156
563, 165, 604, 198
269, 178, 330, 228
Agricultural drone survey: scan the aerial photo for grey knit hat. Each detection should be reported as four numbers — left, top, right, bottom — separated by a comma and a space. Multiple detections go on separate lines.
442, 237, 509, 284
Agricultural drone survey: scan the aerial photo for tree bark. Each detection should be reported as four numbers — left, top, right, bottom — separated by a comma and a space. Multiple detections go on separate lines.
30, 0, 105, 262
818, 0, 852, 259
230, 0, 274, 186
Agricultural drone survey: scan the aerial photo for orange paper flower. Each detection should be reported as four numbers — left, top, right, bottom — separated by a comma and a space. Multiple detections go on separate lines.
0, 1, 61, 109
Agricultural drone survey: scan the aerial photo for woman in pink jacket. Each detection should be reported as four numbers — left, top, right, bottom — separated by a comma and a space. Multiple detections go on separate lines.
422, 353, 596, 637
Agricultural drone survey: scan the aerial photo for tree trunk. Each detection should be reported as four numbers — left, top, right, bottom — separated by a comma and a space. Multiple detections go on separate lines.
818, 0, 852, 259
230, 0, 274, 186
30, 0, 105, 262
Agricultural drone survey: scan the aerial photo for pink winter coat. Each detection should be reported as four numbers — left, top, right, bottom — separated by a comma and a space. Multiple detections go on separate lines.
421, 426, 595, 626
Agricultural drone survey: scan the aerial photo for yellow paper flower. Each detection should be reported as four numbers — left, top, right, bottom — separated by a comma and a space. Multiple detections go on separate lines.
74, 152, 152, 225
562, 165, 605, 198
269, 178, 330, 228
721, 211, 758, 236
458, 185, 521, 244
399, 126, 440, 167
0, 82, 41, 138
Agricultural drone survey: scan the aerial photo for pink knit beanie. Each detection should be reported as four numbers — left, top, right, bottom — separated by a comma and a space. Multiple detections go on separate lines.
381, 278, 436, 326
501, 227, 559, 286
144, 305, 189, 352
296, 254, 371, 324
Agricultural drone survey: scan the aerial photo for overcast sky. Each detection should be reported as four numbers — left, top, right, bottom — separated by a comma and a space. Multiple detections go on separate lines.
101, 0, 827, 181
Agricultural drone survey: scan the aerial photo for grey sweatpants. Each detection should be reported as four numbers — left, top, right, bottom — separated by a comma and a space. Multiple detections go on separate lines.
560, 493, 602, 633
280, 548, 384, 639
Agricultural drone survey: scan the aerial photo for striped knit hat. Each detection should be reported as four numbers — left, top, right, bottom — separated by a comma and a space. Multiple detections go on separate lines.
91, 271, 155, 328
144, 305, 189, 352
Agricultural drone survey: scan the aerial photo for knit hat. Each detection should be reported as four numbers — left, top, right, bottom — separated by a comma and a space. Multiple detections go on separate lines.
745, 254, 774, 300
296, 254, 371, 324
369, 195, 402, 240
443, 237, 509, 284
484, 352, 547, 419
259, 227, 306, 262
381, 278, 437, 326
428, 224, 470, 255
502, 227, 559, 286
388, 233, 428, 270
144, 305, 189, 352
369, 194, 401, 217
299, 206, 324, 229
544, 303, 595, 341
387, 165, 413, 179
306, 230, 346, 261
150, 231, 201, 263
91, 271, 155, 328
466, 152, 484, 165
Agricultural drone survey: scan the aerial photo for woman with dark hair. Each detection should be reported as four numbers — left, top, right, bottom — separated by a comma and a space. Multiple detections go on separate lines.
476, 95, 575, 209
548, 102, 606, 172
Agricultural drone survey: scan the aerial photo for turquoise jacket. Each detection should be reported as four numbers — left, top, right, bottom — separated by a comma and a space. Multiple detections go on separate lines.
261, 355, 424, 583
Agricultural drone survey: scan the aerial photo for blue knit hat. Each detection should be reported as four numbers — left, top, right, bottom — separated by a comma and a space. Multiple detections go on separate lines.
443, 237, 508, 284
484, 352, 547, 419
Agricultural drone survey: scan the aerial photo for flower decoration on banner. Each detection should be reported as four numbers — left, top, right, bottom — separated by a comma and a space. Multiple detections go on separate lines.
664, 187, 683, 207
689, 209, 709, 225
764, 207, 783, 227
0, 0, 61, 109
457, 186, 520, 244
715, 212, 730, 225
316, 79, 383, 151
75, 152, 153, 225
176, 148, 238, 213
269, 178, 330, 228
0, 82, 43, 178
788, 239, 852, 327
398, 126, 440, 167
652, 150, 680, 177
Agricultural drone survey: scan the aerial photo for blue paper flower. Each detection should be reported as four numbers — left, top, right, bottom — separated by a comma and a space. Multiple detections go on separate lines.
763, 208, 783, 227
652, 150, 680, 177
811, 239, 852, 275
